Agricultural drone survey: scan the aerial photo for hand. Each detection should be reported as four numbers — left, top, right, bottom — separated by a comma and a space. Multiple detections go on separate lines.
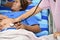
0, 18, 15, 29
14, 22, 26, 29
0, 24, 3, 30
0, 15, 8, 19
54, 32, 60, 38
14, 18, 22, 24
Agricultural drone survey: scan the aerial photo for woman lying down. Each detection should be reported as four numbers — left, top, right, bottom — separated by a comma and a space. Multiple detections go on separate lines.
0, 15, 60, 40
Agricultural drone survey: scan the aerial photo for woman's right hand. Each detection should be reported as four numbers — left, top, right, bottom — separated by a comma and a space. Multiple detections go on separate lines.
14, 22, 26, 29
54, 32, 60, 39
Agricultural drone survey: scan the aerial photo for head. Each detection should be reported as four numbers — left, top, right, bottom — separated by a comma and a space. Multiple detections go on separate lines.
11, 0, 32, 11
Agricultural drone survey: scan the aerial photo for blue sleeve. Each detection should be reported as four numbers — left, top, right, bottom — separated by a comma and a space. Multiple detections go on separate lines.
0, 11, 25, 18
21, 19, 29, 25
26, 16, 39, 26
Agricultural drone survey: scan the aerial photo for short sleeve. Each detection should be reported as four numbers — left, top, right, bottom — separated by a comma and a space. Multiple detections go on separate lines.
39, 0, 50, 9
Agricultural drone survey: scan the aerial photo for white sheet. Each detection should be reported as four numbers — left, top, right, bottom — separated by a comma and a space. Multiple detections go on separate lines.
0, 29, 37, 40
0, 29, 59, 40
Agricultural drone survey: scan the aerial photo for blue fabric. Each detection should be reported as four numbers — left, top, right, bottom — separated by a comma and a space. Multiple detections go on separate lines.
0, 6, 11, 10
25, 16, 39, 25
31, 0, 41, 6
34, 12, 42, 21
0, 28, 16, 32
38, 20, 48, 28
0, 0, 49, 36
0, 10, 11, 13
42, 9, 49, 16
0, 11, 39, 26
36, 30, 48, 37
8, 0, 14, 2
0, 10, 49, 37
1, 11, 25, 18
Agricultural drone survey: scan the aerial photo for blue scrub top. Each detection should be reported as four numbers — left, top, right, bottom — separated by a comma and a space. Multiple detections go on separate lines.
1, 11, 39, 26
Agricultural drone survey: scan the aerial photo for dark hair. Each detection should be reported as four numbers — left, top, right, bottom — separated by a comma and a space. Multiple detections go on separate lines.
20, 0, 29, 11
54, 0, 56, 2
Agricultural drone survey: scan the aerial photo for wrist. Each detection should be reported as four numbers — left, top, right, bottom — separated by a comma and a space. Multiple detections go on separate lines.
15, 18, 22, 22
24, 25, 29, 30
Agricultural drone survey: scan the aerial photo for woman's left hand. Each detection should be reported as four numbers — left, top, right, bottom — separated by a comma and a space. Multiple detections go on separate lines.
14, 22, 26, 29
0, 18, 15, 29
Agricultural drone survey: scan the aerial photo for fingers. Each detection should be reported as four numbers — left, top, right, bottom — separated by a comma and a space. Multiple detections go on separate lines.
0, 24, 3, 30
14, 23, 25, 29
14, 23, 21, 29
54, 32, 60, 39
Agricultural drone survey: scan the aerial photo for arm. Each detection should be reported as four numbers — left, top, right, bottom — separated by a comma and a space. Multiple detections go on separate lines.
15, 0, 50, 22
14, 23, 41, 33
25, 24, 41, 33
15, 6, 42, 22
0, 15, 8, 19
0, 18, 15, 29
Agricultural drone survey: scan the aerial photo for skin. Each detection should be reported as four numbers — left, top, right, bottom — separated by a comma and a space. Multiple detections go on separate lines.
0, 0, 40, 33
11, 0, 32, 11
14, 0, 60, 38
0, 15, 8, 19
11, 0, 22, 11
1, 0, 59, 38
0, 15, 8, 30
0, 18, 40, 33
3, 0, 32, 11
54, 32, 60, 38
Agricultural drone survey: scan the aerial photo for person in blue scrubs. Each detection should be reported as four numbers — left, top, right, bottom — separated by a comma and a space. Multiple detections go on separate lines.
0, 0, 40, 33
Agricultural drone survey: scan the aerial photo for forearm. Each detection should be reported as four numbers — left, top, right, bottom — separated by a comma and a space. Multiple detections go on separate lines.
25, 25, 41, 33
0, 15, 8, 19
15, 6, 42, 22
14, 22, 41, 33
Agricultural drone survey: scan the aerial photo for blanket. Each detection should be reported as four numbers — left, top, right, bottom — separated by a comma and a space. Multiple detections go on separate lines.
0, 29, 58, 40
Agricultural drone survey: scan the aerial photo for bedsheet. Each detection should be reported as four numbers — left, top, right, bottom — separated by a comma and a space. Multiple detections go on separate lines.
0, 29, 58, 40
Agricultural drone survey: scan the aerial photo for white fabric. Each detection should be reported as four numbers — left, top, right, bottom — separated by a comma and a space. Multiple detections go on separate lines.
0, 29, 37, 40
0, 29, 59, 40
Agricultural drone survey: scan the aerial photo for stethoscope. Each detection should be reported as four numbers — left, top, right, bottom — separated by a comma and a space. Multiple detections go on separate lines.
8, 0, 41, 28
0, 0, 42, 32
